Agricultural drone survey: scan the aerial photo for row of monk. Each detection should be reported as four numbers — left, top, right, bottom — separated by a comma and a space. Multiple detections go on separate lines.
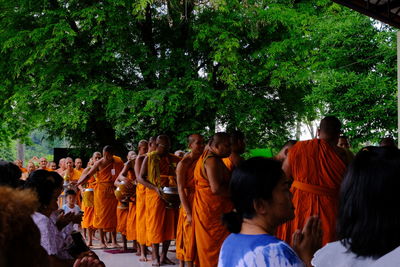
7, 116, 400, 267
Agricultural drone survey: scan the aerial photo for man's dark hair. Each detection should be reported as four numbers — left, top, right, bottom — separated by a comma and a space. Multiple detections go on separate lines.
338, 146, 400, 257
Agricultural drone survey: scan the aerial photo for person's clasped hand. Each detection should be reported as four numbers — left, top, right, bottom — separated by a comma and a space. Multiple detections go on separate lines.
292, 215, 323, 267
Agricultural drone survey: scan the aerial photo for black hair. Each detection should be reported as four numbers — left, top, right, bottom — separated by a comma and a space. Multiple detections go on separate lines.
223, 157, 283, 233
65, 189, 77, 196
24, 170, 63, 206
338, 146, 400, 257
0, 161, 22, 188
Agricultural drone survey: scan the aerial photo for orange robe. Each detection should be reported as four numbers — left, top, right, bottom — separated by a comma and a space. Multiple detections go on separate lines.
93, 156, 124, 231
277, 139, 346, 245
145, 152, 181, 244
136, 183, 147, 245
125, 160, 137, 241
193, 150, 233, 267
116, 202, 129, 235
20, 167, 28, 173
222, 157, 234, 172
66, 169, 83, 207
176, 159, 197, 262
82, 175, 96, 229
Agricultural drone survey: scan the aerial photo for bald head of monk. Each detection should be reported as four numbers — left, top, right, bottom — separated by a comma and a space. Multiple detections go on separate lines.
65, 157, 74, 171
138, 140, 149, 155
188, 134, 205, 156
74, 158, 83, 170
317, 116, 342, 145
156, 135, 171, 156
230, 130, 246, 154
209, 132, 231, 158
127, 151, 136, 160
58, 158, 66, 169
103, 145, 115, 160
39, 157, 48, 169
92, 151, 102, 163
148, 136, 157, 152
275, 140, 297, 162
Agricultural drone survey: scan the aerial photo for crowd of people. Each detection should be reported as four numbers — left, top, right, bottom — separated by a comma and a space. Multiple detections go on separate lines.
1, 115, 400, 267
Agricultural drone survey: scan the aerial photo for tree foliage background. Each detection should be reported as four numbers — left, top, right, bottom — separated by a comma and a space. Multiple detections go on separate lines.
0, 0, 397, 157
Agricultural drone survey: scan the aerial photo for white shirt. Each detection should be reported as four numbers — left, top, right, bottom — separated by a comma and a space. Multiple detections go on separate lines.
312, 241, 400, 267
32, 212, 72, 259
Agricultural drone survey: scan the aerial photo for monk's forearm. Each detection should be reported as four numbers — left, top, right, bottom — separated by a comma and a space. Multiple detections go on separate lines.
77, 175, 90, 186
138, 176, 158, 191
178, 186, 191, 216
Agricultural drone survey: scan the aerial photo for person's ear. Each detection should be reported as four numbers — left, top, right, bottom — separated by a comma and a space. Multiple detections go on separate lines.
284, 148, 289, 156
253, 199, 268, 215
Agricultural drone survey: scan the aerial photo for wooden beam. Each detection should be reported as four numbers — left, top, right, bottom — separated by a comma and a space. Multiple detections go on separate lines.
333, 0, 400, 28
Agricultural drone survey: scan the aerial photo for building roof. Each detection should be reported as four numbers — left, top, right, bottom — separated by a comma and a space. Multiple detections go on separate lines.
333, 0, 400, 28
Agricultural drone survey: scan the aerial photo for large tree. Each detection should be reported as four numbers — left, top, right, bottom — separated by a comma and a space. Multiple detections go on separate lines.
0, 0, 396, 154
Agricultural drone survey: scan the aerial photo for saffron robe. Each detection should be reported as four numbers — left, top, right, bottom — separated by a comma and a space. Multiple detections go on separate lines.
116, 202, 129, 235
81, 174, 96, 229
136, 183, 147, 245
125, 160, 137, 241
277, 139, 346, 245
176, 158, 197, 262
193, 150, 233, 267
145, 152, 181, 244
93, 156, 124, 231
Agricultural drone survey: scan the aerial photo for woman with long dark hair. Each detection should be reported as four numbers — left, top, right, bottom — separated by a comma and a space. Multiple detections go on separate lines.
312, 146, 400, 266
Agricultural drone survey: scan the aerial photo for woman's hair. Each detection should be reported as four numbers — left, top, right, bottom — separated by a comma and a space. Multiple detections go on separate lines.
0, 187, 48, 267
223, 157, 283, 233
338, 146, 400, 257
24, 170, 63, 206
0, 160, 22, 188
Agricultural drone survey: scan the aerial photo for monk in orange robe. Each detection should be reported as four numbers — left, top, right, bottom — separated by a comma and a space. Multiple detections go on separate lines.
135, 139, 153, 261
193, 132, 233, 267
222, 130, 245, 172
62, 157, 83, 206
21, 161, 36, 180
138, 135, 181, 266
56, 158, 66, 175
79, 151, 101, 247
176, 134, 205, 267
74, 158, 84, 175
115, 149, 140, 252
38, 157, 52, 171
278, 116, 348, 246
78, 145, 124, 248
14, 159, 27, 173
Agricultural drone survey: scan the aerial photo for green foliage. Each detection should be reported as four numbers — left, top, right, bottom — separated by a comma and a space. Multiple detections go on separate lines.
0, 0, 397, 153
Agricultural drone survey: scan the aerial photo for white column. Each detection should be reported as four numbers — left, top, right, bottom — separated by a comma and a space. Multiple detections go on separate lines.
397, 31, 400, 147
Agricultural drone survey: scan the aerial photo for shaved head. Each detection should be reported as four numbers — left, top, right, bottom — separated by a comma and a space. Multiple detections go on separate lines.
209, 132, 231, 147
319, 116, 341, 136
188, 134, 202, 146
103, 145, 115, 154
138, 140, 148, 147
